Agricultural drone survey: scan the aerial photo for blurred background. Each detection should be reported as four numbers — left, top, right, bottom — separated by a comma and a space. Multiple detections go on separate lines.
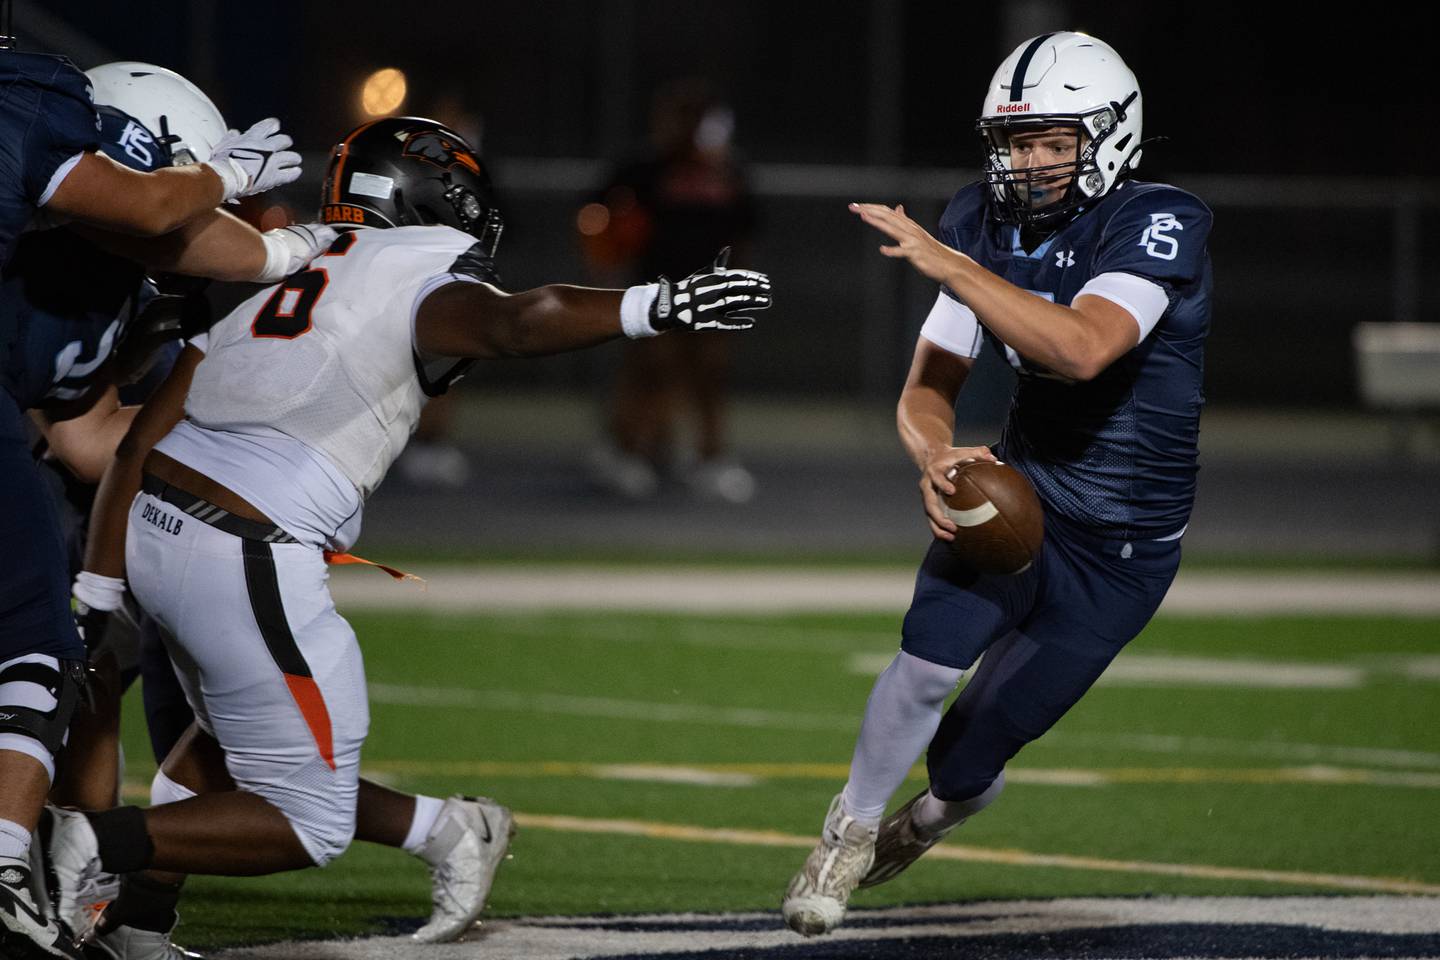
22, 0, 1440, 564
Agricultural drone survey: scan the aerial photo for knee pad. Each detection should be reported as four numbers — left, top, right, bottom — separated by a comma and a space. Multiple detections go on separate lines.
0, 654, 87, 778
150, 768, 197, 806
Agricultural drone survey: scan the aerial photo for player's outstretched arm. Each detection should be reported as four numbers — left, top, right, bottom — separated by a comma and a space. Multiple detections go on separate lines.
415, 250, 772, 360
898, 338, 996, 541
45, 117, 302, 237
78, 213, 335, 284
852, 202, 1137, 381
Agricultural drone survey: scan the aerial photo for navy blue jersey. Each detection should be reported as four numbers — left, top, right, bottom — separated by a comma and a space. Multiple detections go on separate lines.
0, 107, 161, 411
0, 51, 99, 268
938, 179, 1213, 539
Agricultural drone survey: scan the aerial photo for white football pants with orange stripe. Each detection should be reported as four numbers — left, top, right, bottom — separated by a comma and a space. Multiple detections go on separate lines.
126, 490, 369, 866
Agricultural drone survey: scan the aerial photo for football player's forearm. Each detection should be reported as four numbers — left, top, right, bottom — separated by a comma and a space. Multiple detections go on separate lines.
49, 153, 224, 237
76, 209, 266, 282
897, 388, 958, 472
946, 259, 1098, 379
496, 284, 627, 357
139, 209, 266, 281
84, 350, 201, 578
420, 282, 627, 359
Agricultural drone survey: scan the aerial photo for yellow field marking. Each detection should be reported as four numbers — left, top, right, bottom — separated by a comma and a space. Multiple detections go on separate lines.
359, 759, 1440, 789
115, 778, 1440, 895
514, 812, 1440, 896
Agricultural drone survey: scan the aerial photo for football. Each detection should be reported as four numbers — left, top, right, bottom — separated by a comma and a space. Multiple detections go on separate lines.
942, 461, 1044, 574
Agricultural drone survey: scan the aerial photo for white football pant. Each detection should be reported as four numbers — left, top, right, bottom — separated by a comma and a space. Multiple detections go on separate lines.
126, 491, 369, 866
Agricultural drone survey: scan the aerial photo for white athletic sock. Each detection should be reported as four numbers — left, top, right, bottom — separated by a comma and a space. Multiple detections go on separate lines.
0, 817, 30, 862
401, 794, 446, 855
840, 651, 964, 824
911, 771, 1006, 836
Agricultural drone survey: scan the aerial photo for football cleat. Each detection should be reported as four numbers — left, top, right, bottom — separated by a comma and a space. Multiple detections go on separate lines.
859, 789, 950, 888
781, 794, 877, 937
38, 807, 111, 939
412, 796, 515, 943
83, 916, 205, 960
0, 857, 82, 959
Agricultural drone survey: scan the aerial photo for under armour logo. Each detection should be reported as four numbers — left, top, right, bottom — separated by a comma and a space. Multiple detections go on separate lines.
1055, 250, 1076, 268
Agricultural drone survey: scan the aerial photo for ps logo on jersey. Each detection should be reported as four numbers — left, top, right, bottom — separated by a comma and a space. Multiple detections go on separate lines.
401, 132, 481, 175
1139, 212, 1183, 261
1055, 249, 1075, 268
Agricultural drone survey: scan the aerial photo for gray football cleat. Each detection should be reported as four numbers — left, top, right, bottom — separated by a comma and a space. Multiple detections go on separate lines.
412, 796, 515, 943
0, 857, 81, 959
859, 789, 950, 888
781, 794, 877, 937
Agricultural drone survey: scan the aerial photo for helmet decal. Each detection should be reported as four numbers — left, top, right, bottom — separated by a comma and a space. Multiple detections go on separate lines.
1008, 32, 1057, 101
401, 131, 482, 175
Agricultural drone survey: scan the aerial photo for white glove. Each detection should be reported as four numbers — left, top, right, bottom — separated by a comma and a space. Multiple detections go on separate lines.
255, 223, 338, 282
207, 118, 303, 201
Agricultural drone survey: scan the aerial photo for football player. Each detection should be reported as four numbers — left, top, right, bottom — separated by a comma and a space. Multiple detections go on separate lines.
41, 116, 771, 953
14, 74, 516, 956
782, 32, 1212, 935
0, 41, 315, 958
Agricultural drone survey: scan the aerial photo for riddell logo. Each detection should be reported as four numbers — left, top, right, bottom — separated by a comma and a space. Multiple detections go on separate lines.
995, 103, 1032, 113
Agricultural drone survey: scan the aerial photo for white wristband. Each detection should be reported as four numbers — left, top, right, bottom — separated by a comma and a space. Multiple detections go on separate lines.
620, 284, 662, 339
255, 230, 292, 283
73, 571, 127, 613
205, 157, 245, 203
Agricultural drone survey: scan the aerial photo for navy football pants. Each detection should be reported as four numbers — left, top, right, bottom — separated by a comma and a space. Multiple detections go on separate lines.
0, 389, 82, 661
901, 512, 1181, 801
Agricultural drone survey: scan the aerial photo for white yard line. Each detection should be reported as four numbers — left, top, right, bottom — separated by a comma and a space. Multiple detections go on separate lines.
331, 566, 1440, 615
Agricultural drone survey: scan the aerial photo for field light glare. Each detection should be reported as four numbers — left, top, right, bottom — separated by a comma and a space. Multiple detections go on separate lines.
360, 67, 407, 116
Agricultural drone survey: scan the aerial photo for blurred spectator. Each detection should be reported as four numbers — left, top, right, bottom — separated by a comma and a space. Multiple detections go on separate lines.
580, 79, 758, 502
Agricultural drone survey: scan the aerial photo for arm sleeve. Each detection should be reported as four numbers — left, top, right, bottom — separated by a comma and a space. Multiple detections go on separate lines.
1073, 271, 1170, 340
919, 290, 983, 359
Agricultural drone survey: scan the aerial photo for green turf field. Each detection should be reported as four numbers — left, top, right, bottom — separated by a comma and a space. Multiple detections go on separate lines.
117, 611, 1440, 949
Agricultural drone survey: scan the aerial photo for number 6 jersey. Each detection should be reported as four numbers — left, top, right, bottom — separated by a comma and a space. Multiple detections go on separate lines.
160, 224, 489, 549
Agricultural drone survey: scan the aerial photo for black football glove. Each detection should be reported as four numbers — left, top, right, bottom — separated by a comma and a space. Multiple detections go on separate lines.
649, 247, 772, 332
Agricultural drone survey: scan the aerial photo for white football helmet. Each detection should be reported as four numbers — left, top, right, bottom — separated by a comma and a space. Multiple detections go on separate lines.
977, 32, 1142, 227
85, 62, 228, 166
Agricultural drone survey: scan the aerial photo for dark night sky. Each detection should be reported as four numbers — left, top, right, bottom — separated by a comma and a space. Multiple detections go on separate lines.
38, 2, 1440, 175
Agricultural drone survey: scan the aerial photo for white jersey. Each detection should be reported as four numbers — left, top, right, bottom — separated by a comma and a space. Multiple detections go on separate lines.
184, 224, 484, 499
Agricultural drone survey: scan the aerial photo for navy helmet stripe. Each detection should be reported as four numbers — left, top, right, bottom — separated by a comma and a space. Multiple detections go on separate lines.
1009, 33, 1057, 101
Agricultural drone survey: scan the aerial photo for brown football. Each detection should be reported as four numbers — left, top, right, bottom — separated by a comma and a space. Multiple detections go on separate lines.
942, 461, 1044, 574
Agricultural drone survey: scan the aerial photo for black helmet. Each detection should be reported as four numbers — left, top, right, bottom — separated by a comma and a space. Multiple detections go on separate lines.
320, 116, 503, 256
